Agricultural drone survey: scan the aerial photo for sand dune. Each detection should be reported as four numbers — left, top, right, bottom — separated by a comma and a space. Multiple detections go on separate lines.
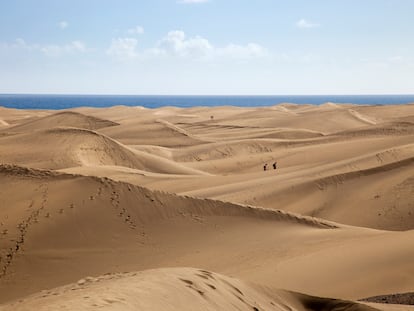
0, 107, 50, 128
1, 268, 381, 311
0, 127, 207, 175
1, 103, 414, 309
179, 143, 414, 230
351, 104, 414, 123
335, 121, 414, 137
73, 105, 149, 121
348, 108, 377, 125
4, 111, 119, 133
100, 120, 207, 147
177, 104, 377, 135
0, 119, 9, 127
0, 127, 150, 170
176, 121, 325, 141
0, 164, 335, 301
1, 164, 414, 305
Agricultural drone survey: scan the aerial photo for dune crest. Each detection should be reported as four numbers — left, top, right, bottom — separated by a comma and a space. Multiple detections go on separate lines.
4, 111, 119, 132
1, 268, 381, 311
0, 128, 208, 175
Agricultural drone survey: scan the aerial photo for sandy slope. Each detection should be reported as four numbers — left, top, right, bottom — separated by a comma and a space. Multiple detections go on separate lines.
1, 165, 413, 305
55, 125, 414, 230
2, 267, 383, 311
0, 107, 50, 128
1, 103, 414, 309
177, 141, 414, 230
3, 111, 119, 133
0, 127, 207, 175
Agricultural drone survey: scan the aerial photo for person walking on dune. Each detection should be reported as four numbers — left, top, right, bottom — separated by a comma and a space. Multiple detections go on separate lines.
263, 163, 268, 171
272, 161, 277, 170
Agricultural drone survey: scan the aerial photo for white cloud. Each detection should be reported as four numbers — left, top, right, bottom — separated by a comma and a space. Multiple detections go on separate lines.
106, 30, 268, 61
158, 30, 213, 58
216, 43, 268, 59
40, 41, 86, 56
1, 38, 87, 56
127, 26, 144, 35
155, 30, 267, 60
296, 19, 319, 29
59, 21, 69, 29
11, 38, 35, 50
178, 0, 209, 3
360, 55, 412, 69
107, 38, 139, 60
70, 41, 86, 52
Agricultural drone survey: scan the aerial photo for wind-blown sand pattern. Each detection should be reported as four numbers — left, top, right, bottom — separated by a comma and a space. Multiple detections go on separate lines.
0, 103, 414, 310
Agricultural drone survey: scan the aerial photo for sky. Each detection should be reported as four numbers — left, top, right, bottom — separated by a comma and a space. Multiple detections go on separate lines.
0, 0, 413, 95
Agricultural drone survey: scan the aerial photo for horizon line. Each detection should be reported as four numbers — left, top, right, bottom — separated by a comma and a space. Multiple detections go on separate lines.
1, 93, 414, 97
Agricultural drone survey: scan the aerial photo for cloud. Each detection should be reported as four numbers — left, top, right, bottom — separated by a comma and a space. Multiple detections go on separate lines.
107, 30, 267, 61
106, 38, 139, 60
40, 41, 86, 56
127, 26, 144, 35
296, 19, 319, 29
158, 30, 213, 58
360, 55, 412, 69
1, 38, 87, 56
14, 38, 31, 48
216, 43, 268, 59
58, 21, 69, 29
156, 30, 267, 60
178, 0, 209, 3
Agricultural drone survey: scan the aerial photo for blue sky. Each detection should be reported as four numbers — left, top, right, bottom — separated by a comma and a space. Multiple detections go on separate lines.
1, 0, 413, 94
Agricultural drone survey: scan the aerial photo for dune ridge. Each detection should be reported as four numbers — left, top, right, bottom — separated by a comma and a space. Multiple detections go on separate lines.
0, 163, 343, 301
2, 162, 414, 303
4, 111, 119, 132
0, 127, 209, 175
1, 268, 382, 311
0, 163, 338, 231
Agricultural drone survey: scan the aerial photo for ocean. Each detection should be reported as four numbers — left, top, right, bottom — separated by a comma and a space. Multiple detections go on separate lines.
0, 94, 414, 110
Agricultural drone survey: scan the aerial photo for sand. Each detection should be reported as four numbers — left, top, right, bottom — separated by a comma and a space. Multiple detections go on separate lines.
0, 103, 413, 310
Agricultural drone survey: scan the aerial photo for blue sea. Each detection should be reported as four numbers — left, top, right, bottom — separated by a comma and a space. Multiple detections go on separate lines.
0, 94, 414, 110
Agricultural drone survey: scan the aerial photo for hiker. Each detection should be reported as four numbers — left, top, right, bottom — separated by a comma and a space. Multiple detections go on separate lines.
272, 162, 277, 170
263, 163, 268, 171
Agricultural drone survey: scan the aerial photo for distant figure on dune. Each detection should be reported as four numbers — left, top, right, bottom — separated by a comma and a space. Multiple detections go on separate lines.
263, 163, 268, 171
272, 162, 277, 170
